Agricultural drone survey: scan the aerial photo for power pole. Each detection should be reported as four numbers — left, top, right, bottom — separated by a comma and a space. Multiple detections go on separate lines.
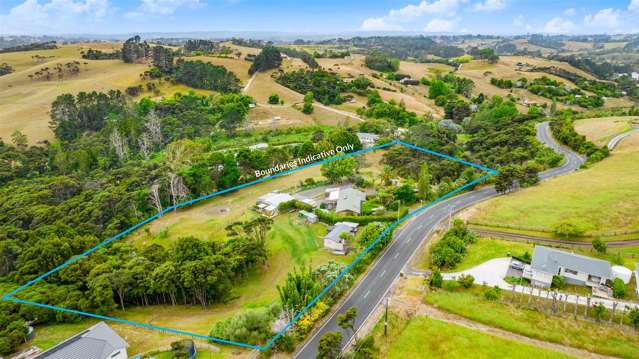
384, 296, 389, 336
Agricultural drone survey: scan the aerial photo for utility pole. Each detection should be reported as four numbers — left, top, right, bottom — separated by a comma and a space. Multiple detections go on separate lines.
384, 296, 389, 336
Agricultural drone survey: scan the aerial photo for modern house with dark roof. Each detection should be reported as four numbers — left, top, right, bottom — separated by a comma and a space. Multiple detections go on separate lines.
523, 246, 613, 288
323, 222, 358, 255
36, 322, 128, 359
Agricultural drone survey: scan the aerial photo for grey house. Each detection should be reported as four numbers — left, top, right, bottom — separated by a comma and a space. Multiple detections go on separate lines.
36, 322, 128, 359
335, 188, 366, 215
324, 222, 359, 255
523, 246, 613, 288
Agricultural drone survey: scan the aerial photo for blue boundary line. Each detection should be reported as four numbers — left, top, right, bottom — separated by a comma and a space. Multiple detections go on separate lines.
1, 140, 496, 351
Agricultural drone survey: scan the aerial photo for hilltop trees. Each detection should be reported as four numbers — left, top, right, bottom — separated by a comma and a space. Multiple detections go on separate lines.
122, 35, 150, 63
0, 63, 14, 76
173, 60, 241, 93
248, 46, 282, 74
152, 46, 174, 73
364, 50, 399, 72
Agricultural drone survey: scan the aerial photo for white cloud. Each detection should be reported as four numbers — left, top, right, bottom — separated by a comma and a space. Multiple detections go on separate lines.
584, 8, 621, 28
0, 0, 110, 34
360, 0, 462, 31
513, 14, 524, 26
138, 0, 202, 15
360, 17, 404, 31
473, 0, 507, 12
629, 0, 639, 12
424, 18, 456, 32
563, 7, 576, 16
543, 17, 576, 33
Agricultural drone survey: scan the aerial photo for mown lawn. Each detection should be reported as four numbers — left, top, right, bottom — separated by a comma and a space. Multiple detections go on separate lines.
453, 237, 533, 271
424, 288, 639, 358
470, 134, 639, 236
387, 316, 574, 359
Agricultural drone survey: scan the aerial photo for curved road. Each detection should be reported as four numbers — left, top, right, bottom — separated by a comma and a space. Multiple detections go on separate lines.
293, 121, 585, 358
607, 126, 639, 150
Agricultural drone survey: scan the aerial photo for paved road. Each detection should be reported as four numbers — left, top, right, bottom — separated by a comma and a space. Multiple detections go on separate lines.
607, 126, 639, 150
293, 121, 585, 359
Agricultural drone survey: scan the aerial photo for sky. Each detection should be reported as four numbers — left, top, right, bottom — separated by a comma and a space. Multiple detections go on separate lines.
1, 0, 639, 36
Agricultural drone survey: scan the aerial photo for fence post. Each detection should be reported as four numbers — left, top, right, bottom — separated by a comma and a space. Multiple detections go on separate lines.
610, 302, 617, 324
574, 295, 579, 319
585, 297, 591, 320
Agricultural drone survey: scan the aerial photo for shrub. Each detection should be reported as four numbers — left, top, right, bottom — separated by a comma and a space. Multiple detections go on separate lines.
429, 270, 443, 288
553, 222, 585, 238
209, 304, 279, 345
551, 275, 566, 289
457, 274, 475, 288
592, 238, 607, 254
613, 278, 626, 299
268, 93, 280, 104
484, 286, 501, 301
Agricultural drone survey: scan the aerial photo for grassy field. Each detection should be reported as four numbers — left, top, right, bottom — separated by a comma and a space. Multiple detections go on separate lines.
424, 288, 639, 358
27, 212, 349, 355
469, 132, 639, 236
384, 315, 573, 359
574, 116, 638, 147
451, 237, 533, 271
0, 44, 147, 143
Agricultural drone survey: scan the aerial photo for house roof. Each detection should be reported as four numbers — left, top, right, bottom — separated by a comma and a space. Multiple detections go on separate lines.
324, 222, 359, 243
37, 322, 127, 359
531, 246, 613, 279
257, 192, 294, 207
335, 188, 366, 214
356, 132, 380, 143
299, 210, 317, 219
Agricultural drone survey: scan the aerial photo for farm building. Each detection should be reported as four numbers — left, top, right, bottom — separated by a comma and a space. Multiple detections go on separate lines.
299, 210, 318, 224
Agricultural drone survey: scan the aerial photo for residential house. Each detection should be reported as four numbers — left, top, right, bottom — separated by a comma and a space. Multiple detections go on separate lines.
356, 132, 380, 149
324, 187, 367, 215
36, 322, 128, 359
522, 246, 613, 288
256, 192, 294, 217
324, 222, 359, 255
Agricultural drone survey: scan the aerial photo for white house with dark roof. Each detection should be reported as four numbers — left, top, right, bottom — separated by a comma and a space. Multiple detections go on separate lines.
36, 322, 127, 359
522, 246, 613, 288
324, 222, 359, 255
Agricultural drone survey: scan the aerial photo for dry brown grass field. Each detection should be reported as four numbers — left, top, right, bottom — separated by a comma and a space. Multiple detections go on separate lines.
574, 116, 639, 147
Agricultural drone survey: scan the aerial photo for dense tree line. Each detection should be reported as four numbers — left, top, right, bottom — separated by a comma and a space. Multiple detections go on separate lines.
549, 54, 633, 80
122, 36, 150, 64
276, 69, 350, 105
550, 114, 609, 165
359, 90, 420, 127
0, 41, 57, 54
183, 39, 220, 54
430, 220, 477, 269
532, 66, 622, 98
81, 48, 122, 60
364, 50, 399, 72
173, 60, 241, 93
248, 46, 282, 74
317, 36, 464, 59
277, 47, 319, 68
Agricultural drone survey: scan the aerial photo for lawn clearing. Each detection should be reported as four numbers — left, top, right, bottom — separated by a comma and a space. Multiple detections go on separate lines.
574, 116, 638, 147
469, 132, 639, 236
424, 288, 639, 358
386, 315, 574, 359
451, 237, 533, 271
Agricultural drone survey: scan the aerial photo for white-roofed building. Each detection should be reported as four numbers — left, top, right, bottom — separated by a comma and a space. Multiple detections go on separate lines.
324, 222, 359, 255
256, 192, 294, 217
